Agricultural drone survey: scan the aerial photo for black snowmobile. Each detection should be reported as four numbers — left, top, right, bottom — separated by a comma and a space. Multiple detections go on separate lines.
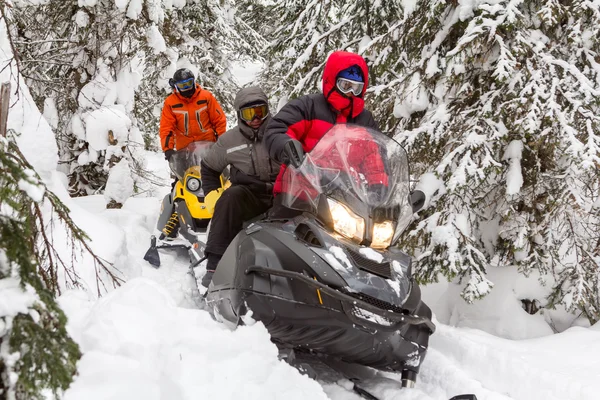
202, 125, 477, 400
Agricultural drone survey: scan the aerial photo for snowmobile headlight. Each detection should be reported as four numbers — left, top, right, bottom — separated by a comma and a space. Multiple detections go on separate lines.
371, 221, 394, 249
186, 177, 201, 192
327, 198, 364, 242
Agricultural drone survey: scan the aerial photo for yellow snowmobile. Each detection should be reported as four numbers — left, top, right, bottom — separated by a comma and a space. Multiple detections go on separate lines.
144, 141, 230, 267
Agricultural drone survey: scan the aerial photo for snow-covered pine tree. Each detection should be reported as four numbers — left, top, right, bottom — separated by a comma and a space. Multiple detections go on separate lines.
257, 0, 405, 115
386, 0, 600, 322
137, 0, 264, 142
337, 0, 406, 132
258, 0, 345, 108
235, 0, 274, 39
0, 134, 80, 399
9, 0, 260, 204
8, 0, 153, 202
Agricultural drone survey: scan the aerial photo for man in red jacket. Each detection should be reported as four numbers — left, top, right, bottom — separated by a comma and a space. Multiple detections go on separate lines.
265, 50, 383, 212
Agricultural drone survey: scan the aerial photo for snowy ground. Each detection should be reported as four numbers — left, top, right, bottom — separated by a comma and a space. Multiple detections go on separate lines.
54, 150, 600, 400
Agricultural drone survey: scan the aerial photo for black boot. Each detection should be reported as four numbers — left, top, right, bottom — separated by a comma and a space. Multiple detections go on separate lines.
201, 252, 222, 288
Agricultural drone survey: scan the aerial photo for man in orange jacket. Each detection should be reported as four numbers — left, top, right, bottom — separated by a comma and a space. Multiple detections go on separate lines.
159, 68, 227, 160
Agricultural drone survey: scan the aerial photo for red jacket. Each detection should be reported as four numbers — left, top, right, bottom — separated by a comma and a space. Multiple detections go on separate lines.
265, 51, 384, 194
278, 125, 389, 202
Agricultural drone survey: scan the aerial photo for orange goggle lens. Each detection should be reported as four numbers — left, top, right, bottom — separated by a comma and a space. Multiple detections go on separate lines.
240, 104, 268, 122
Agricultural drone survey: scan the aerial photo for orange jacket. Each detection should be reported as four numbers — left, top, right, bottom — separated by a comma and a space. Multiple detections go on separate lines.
159, 84, 227, 151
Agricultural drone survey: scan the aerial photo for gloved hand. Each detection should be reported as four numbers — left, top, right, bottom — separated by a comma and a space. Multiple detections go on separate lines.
204, 188, 224, 214
281, 139, 305, 168
164, 149, 176, 161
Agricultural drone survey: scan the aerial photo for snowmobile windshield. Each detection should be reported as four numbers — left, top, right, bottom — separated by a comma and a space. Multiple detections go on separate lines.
280, 124, 412, 246
169, 141, 215, 180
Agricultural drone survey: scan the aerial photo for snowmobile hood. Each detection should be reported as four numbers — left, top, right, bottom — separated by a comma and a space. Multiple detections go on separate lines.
234, 86, 271, 141
322, 51, 369, 118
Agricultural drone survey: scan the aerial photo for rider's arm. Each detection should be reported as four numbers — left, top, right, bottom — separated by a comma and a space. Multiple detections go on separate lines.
159, 98, 176, 151
200, 161, 223, 195
207, 91, 227, 136
201, 138, 229, 194
359, 109, 379, 132
265, 97, 310, 162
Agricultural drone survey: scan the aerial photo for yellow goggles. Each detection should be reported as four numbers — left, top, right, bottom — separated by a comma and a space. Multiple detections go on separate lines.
240, 104, 268, 122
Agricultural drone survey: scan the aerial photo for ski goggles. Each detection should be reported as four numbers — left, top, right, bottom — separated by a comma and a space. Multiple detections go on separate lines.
175, 78, 195, 91
336, 77, 364, 96
240, 104, 268, 122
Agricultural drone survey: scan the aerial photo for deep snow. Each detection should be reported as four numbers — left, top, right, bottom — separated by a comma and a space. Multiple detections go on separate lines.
55, 168, 600, 400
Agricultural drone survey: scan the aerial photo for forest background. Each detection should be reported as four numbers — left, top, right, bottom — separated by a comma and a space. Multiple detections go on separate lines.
0, 0, 599, 398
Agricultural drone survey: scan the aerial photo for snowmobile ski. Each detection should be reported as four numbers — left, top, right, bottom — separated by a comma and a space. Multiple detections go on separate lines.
143, 235, 191, 267
282, 352, 479, 400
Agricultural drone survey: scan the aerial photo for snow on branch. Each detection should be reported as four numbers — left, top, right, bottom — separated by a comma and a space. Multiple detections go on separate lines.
390, 0, 600, 318
5, 138, 124, 296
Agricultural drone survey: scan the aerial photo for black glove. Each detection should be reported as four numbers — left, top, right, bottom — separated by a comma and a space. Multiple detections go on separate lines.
281, 139, 305, 168
164, 149, 175, 161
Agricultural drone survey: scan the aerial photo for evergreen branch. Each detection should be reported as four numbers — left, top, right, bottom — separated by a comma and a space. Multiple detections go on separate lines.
0, 134, 81, 398
9, 141, 124, 294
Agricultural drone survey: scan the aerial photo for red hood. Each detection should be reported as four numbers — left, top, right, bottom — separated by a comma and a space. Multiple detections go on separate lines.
322, 51, 369, 118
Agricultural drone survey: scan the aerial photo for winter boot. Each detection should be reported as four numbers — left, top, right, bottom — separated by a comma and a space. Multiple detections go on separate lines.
201, 252, 222, 288
201, 270, 214, 288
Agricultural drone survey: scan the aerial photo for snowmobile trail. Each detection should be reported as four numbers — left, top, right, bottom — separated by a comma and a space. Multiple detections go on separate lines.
73, 195, 202, 308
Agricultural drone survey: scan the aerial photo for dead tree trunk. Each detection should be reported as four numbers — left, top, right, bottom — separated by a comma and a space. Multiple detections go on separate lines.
0, 82, 10, 137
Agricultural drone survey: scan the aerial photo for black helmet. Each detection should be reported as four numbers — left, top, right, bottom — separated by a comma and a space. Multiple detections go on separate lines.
173, 68, 194, 82
169, 68, 196, 98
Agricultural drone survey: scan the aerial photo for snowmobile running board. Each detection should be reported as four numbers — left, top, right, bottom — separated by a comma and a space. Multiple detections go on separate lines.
245, 265, 436, 333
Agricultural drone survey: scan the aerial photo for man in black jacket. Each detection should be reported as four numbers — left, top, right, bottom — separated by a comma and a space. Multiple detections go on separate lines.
200, 86, 280, 287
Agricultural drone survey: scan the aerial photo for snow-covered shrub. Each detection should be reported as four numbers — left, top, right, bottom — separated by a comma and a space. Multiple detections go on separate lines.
0, 135, 80, 399
256, 0, 600, 326
104, 158, 134, 208
8, 0, 259, 206
383, 0, 600, 323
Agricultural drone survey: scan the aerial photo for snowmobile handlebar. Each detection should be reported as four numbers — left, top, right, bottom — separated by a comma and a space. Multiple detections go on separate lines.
245, 266, 436, 333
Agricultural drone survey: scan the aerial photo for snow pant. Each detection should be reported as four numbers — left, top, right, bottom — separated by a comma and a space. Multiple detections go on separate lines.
205, 185, 273, 271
